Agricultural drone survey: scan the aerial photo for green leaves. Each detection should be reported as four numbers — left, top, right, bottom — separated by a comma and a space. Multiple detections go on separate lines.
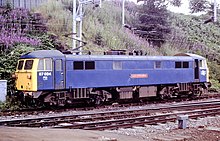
169, 0, 182, 7
189, 0, 210, 13
0, 45, 33, 89
136, 0, 171, 48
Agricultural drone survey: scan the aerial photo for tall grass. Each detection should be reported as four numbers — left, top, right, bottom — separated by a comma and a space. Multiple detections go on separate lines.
83, 2, 160, 55
34, 0, 73, 45
34, 0, 160, 55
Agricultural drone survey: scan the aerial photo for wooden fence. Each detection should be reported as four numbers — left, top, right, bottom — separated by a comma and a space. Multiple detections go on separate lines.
0, 0, 47, 9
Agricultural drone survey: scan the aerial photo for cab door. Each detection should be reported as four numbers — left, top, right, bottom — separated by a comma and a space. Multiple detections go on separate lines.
194, 59, 200, 82
54, 59, 65, 89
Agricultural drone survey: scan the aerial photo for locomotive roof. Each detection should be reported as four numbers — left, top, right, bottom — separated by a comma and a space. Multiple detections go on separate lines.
65, 54, 194, 61
20, 50, 64, 59
174, 53, 205, 60
19, 50, 205, 61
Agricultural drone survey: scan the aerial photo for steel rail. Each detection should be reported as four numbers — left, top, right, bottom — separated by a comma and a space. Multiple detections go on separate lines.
1, 100, 220, 128
1, 94, 220, 117
54, 107, 220, 130
7, 104, 220, 127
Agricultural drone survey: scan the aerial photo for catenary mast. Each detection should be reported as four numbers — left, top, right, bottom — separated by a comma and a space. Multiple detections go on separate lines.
72, 0, 102, 54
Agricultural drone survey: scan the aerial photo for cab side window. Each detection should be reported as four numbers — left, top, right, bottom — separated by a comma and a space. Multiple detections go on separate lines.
38, 58, 52, 71
45, 58, 52, 71
199, 60, 207, 69
38, 59, 44, 70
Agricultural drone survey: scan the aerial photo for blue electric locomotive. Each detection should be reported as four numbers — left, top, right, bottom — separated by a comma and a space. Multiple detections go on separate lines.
15, 50, 210, 105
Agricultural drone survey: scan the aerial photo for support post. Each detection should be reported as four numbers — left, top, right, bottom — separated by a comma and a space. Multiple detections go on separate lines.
72, 0, 77, 50
72, 0, 97, 54
214, 0, 217, 23
78, 2, 83, 55
122, 0, 125, 26
99, 0, 102, 8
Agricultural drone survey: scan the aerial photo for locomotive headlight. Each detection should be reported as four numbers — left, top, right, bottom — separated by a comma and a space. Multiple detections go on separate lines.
27, 74, 32, 79
12, 73, 18, 79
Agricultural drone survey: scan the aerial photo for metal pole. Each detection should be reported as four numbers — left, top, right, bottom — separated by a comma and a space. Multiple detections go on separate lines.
214, 0, 217, 22
78, 2, 83, 55
122, 0, 125, 26
72, 0, 77, 50
72, 0, 95, 54
99, 0, 102, 8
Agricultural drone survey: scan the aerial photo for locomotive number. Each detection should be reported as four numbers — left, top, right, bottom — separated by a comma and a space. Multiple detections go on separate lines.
39, 72, 52, 76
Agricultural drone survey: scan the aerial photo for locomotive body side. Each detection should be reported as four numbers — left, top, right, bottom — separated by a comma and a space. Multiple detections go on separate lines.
14, 50, 210, 105
65, 55, 195, 88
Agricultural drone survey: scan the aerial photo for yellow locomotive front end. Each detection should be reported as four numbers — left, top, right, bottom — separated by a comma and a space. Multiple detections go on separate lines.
15, 59, 39, 92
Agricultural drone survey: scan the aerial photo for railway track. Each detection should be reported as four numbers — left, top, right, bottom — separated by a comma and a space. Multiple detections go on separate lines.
1, 93, 219, 117
56, 107, 220, 130
0, 99, 220, 130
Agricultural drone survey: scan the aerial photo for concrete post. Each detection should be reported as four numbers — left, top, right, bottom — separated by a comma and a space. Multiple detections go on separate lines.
0, 80, 7, 102
177, 115, 188, 129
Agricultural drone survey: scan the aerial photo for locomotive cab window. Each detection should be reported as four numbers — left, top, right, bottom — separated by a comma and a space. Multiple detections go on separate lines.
24, 60, 34, 70
200, 60, 207, 69
17, 60, 24, 70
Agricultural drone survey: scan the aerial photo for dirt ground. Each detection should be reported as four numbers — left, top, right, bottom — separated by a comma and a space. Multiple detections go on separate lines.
0, 126, 220, 141
0, 127, 145, 141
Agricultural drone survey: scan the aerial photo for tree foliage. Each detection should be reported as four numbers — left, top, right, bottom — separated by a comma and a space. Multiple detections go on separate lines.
168, 0, 182, 7
137, 0, 182, 6
135, 0, 172, 47
137, 0, 215, 14
189, 0, 211, 13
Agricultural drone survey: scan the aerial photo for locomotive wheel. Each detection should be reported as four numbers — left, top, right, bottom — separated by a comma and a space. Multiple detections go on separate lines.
88, 94, 105, 106
158, 86, 169, 100
159, 94, 165, 100
95, 95, 102, 105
